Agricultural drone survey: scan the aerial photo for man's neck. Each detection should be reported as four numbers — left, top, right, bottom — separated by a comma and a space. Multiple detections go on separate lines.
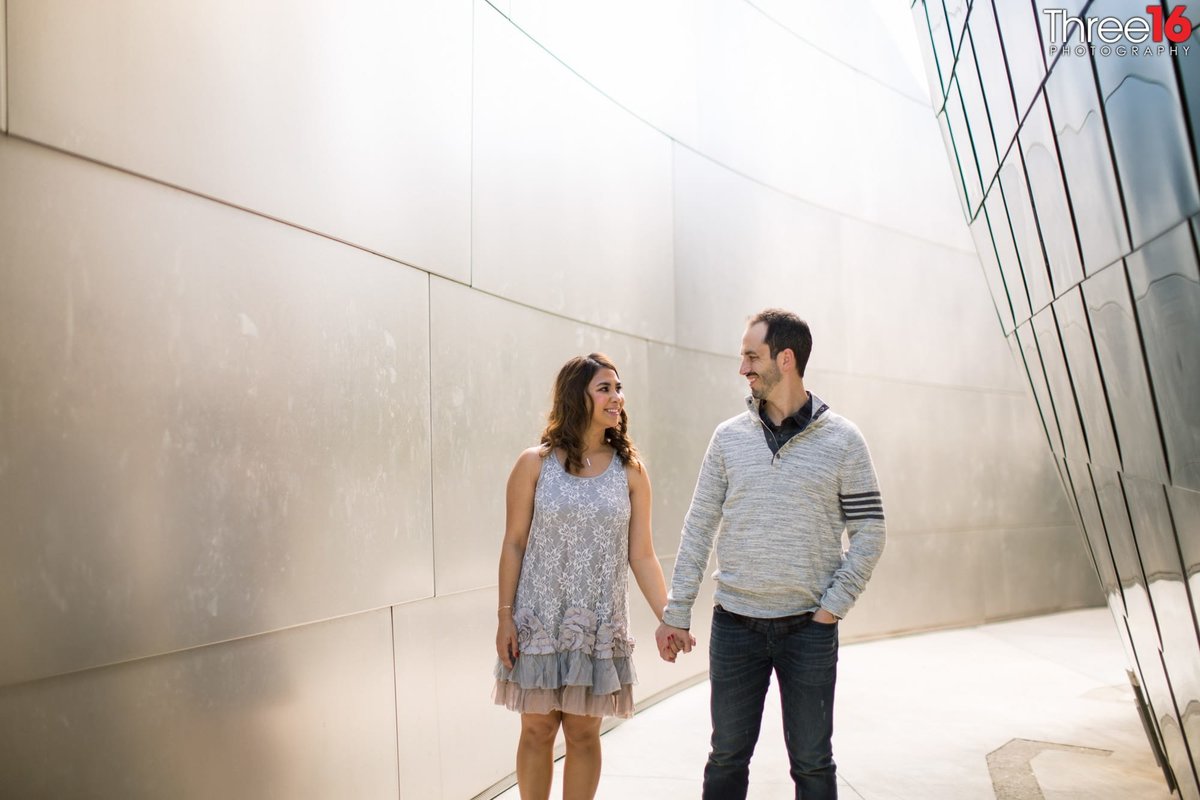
762, 380, 807, 426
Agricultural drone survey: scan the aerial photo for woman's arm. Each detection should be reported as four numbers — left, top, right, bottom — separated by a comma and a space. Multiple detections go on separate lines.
626, 464, 669, 624
496, 447, 541, 669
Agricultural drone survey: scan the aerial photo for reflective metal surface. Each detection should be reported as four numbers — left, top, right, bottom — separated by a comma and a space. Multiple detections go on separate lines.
918, 1, 1200, 788
1125, 220, 1200, 492
956, 37, 999, 195
0, 610, 400, 799
1044, 48, 1129, 274
1014, 322, 1065, 456
0, 3, 1126, 797
1061, 459, 1122, 612
946, 79, 985, 214
7, 0, 473, 279
1032, 306, 1089, 463
997, 151, 1054, 316
672, 143, 849, 361
1054, 289, 1121, 471
642, 344, 742, 556
506, 0, 700, 144
969, 1, 1017, 159
970, 204, 1016, 334
1081, 263, 1169, 483
428, 277, 650, 596
0, 138, 434, 686
684, 0, 970, 251
991, 0, 1045, 121
0, 0, 7, 134
1019, 95, 1084, 297
1091, 0, 1200, 248
985, 181, 1033, 325
471, 3, 675, 343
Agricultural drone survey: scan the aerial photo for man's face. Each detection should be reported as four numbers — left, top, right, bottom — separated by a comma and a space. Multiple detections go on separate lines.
739, 322, 781, 401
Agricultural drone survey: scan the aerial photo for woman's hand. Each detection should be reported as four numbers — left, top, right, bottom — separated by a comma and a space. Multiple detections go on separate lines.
497, 613, 519, 670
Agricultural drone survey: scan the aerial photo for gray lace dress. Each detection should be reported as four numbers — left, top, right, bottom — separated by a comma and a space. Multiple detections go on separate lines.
493, 451, 637, 718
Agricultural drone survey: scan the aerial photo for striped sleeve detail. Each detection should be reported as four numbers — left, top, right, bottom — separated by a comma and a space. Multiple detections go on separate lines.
840, 491, 884, 521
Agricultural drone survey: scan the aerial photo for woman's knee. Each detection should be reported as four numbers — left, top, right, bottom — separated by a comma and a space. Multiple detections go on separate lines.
520, 712, 561, 748
560, 713, 602, 749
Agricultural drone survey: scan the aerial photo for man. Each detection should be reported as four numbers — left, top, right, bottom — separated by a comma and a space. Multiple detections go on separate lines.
655, 308, 885, 800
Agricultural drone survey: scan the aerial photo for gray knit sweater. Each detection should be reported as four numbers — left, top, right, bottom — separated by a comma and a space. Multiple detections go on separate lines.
663, 395, 885, 628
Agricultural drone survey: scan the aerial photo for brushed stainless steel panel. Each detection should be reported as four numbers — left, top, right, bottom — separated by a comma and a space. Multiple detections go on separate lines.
938, 110, 974, 221
1082, 262, 1170, 483
1122, 475, 1200, 770
1092, 0, 1200, 248
1180, 18, 1200, 170
1091, 464, 1163, 654
430, 588, 524, 800
1044, 47, 1130, 275
946, 79, 985, 214
943, 0, 967, 52
956, 37, 999, 193
0, 610, 399, 799
986, 181, 1034, 325
811, 368, 1072, 539
980, 524, 1103, 619
674, 145, 1013, 390
0, 0, 7, 134
970, 202, 1017, 334
970, 1, 1018, 159
1168, 485, 1200, 631
472, 3, 675, 343
1032, 306, 1090, 463
1015, 322, 1066, 456
1020, 94, 1085, 297
7, 0, 472, 279
429, 277, 650, 596
685, 0, 970, 251
844, 528, 987, 634
393, 598, 445, 800
506, 0, 700, 144
993, 0, 1046, 122
997, 150, 1055, 315
1126, 220, 1200, 491
0, 138, 434, 687
1055, 288, 1121, 471
1167, 485, 1200, 759
841, 222, 1019, 391
643, 343, 743, 557
927, 1, 957, 101
628, 555, 714, 702
672, 144, 850, 363
913, 2, 947, 104
1061, 458, 1123, 613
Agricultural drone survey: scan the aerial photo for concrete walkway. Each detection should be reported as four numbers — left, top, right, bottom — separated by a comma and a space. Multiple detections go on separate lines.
495, 608, 1172, 799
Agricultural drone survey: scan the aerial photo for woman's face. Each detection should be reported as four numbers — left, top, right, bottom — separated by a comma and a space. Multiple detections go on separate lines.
586, 368, 624, 432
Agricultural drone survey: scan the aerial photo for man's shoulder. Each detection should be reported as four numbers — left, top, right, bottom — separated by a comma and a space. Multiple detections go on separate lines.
814, 410, 874, 456
713, 410, 758, 438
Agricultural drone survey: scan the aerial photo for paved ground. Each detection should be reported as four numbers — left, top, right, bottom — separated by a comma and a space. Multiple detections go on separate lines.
495, 608, 1172, 799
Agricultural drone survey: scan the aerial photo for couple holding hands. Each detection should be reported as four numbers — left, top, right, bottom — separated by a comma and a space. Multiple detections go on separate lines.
494, 309, 886, 800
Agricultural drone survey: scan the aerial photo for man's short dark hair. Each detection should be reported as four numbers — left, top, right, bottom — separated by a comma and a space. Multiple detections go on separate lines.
749, 308, 812, 377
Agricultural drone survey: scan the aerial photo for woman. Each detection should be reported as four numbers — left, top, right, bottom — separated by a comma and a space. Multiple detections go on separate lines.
494, 353, 689, 799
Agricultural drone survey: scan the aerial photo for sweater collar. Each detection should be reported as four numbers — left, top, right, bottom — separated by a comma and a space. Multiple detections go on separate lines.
745, 391, 829, 426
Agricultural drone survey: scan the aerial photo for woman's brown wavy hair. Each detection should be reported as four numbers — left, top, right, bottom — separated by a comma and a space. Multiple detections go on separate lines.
540, 353, 642, 475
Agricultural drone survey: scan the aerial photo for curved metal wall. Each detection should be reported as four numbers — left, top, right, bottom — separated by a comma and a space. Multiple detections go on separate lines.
911, 0, 1200, 794
0, 1, 1100, 797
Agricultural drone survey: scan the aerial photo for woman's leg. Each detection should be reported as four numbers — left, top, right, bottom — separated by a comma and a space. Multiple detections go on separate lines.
518, 711, 561, 800
560, 712, 603, 800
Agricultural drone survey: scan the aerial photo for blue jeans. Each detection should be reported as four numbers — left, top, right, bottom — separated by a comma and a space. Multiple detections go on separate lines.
703, 605, 838, 799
